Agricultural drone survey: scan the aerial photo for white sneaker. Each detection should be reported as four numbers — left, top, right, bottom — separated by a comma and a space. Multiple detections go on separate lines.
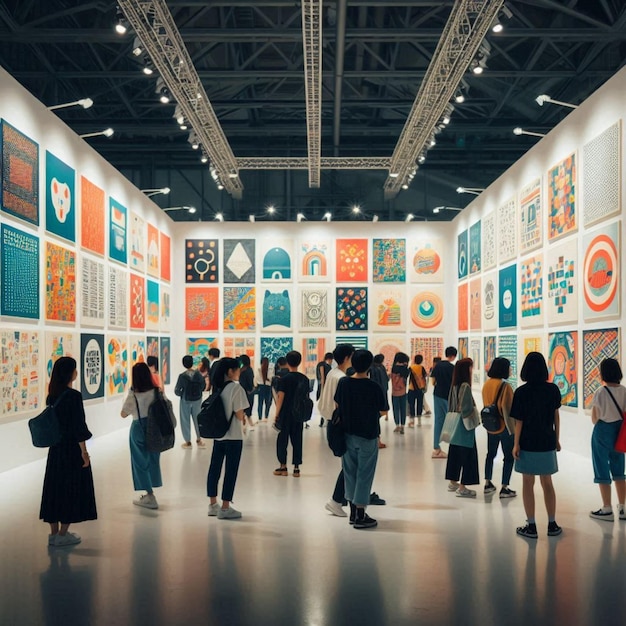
54, 532, 81, 547
619, 507, 626, 521
456, 487, 477, 498
48, 534, 57, 546
134, 493, 158, 509
208, 502, 221, 516
447, 481, 460, 492
325, 499, 347, 517
218, 506, 242, 520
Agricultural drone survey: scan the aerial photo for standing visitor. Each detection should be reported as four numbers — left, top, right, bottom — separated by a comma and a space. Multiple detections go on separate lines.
431, 347, 457, 458
254, 356, 274, 423
175, 355, 206, 449
207, 347, 221, 393
316, 352, 334, 426
198, 357, 211, 392
408, 354, 427, 427
238, 354, 256, 429
390, 352, 410, 434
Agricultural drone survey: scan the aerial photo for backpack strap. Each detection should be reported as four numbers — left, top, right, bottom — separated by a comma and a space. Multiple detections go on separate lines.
493, 381, 506, 409
604, 386, 624, 420
409, 368, 420, 391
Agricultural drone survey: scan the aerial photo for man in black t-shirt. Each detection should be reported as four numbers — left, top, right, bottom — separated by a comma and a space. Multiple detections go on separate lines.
430, 346, 457, 459
207, 347, 221, 394
273, 351, 309, 477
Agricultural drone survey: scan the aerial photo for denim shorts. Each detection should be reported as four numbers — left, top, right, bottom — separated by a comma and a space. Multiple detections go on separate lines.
515, 450, 558, 475
592, 420, 626, 484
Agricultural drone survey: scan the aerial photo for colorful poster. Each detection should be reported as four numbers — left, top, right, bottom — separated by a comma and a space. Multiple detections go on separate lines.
372, 336, 406, 372
109, 198, 127, 264
260, 336, 293, 363
45, 242, 76, 323
108, 266, 127, 329
481, 212, 496, 271
336, 287, 368, 331
185, 287, 219, 331
372, 286, 404, 332
261, 239, 293, 281
186, 337, 219, 366
80, 176, 104, 255
409, 238, 443, 283
146, 223, 159, 278
582, 221, 620, 321
457, 230, 468, 279
484, 335, 497, 378
482, 271, 497, 332
262, 289, 292, 330
582, 328, 620, 409
1, 121, 39, 225
458, 337, 468, 359
373, 238, 406, 283
300, 288, 330, 330
0, 330, 40, 415
410, 336, 444, 372
336, 239, 368, 282
497, 335, 518, 389
81, 256, 105, 327
498, 197, 517, 263
146, 280, 160, 331
522, 336, 543, 357
470, 338, 481, 389
223, 286, 256, 331
223, 337, 256, 366
160, 287, 171, 332
129, 212, 146, 272
45, 151, 75, 242
469, 277, 481, 331
186, 239, 219, 283
337, 336, 368, 350
1, 224, 39, 319
160, 232, 171, 282
147, 336, 159, 359
80, 333, 104, 401
106, 335, 128, 396
548, 331, 578, 407
546, 239, 577, 325
299, 240, 330, 282
45, 332, 78, 379
469, 221, 481, 274
458, 283, 469, 332
520, 178, 542, 252
160, 336, 171, 385
520, 254, 543, 328
302, 337, 329, 379
548, 152, 576, 241
129, 273, 145, 330
498, 264, 517, 328
410, 287, 444, 331
223, 239, 255, 283
130, 336, 146, 367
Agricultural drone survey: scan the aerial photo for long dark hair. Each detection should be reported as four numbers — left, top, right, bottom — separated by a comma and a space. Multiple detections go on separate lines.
132, 362, 156, 393
261, 357, 269, 383
451, 357, 473, 388
48, 356, 76, 402
520, 352, 549, 384
211, 357, 240, 391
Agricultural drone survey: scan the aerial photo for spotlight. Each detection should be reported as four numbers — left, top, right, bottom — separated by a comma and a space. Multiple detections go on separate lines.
228, 171, 239, 179
297, 213, 305, 222
115, 8, 127, 35
492, 20, 503, 33
405, 214, 414, 222
418, 154, 426, 164
249, 215, 255, 223
401, 183, 409, 190
132, 37, 143, 57
159, 92, 170, 104
47, 98, 93, 111
200, 154, 208, 164
456, 187, 485, 196
352, 205, 360, 214
79, 128, 114, 139
389, 172, 400, 178
267, 205, 276, 215
323, 212, 331, 222
372, 215, 379, 222
217, 184, 224, 190
142, 64, 153, 76
141, 187, 170, 197
535, 94, 579, 109
179, 124, 188, 130
215, 213, 224, 221
455, 92, 465, 104
513, 127, 546, 138
188, 132, 199, 150
162, 206, 195, 214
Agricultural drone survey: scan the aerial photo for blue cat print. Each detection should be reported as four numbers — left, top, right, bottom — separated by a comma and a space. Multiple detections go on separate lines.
263, 290, 291, 329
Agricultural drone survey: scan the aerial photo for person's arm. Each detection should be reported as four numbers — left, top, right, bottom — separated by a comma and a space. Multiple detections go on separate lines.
274, 391, 285, 423
174, 374, 186, 397
320, 367, 327, 387
591, 405, 600, 425
234, 409, 245, 422
513, 419, 523, 460
554, 409, 561, 451
120, 390, 134, 418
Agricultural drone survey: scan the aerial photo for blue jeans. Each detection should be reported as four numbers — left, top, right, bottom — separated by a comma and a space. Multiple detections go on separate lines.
257, 384, 272, 419
408, 388, 424, 417
342, 435, 379, 506
485, 430, 515, 485
592, 420, 626, 484
129, 419, 162, 491
433, 395, 448, 449
392, 395, 407, 426
180, 398, 202, 442
207, 439, 243, 501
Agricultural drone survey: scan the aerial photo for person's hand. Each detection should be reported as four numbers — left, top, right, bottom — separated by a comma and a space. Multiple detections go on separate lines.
81, 450, 91, 468
512, 444, 520, 460
556, 441, 561, 452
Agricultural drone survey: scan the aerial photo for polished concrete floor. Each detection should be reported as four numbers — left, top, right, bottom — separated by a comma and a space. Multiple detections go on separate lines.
1, 411, 625, 626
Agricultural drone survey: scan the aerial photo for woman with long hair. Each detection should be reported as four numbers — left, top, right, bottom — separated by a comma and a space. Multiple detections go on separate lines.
445, 358, 480, 497
198, 356, 211, 392
408, 354, 427, 427
207, 358, 249, 519
254, 356, 274, 422
390, 352, 410, 434
40, 356, 97, 547
121, 362, 162, 510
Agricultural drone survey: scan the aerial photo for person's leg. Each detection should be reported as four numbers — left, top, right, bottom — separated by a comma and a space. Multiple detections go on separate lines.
399, 394, 407, 429
540, 474, 557, 520
332, 469, 345, 503
221, 440, 244, 506
459, 442, 479, 488
291, 421, 304, 469
445, 445, 462, 483
180, 399, 192, 444
342, 436, 358, 505
391, 396, 401, 426
207, 440, 226, 502
484, 433, 498, 483
501, 432, 515, 487
265, 386, 273, 417
148, 451, 162, 490
275, 427, 289, 469
433, 396, 448, 451
615, 480, 626, 509
592, 421, 613, 507
407, 390, 417, 425
353, 437, 379, 507
522, 474, 536, 520
190, 399, 202, 439
129, 420, 153, 491
416, 388, 424, 417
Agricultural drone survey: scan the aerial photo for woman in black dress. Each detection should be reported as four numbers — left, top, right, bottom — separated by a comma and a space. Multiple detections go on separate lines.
40, 357, 97, 547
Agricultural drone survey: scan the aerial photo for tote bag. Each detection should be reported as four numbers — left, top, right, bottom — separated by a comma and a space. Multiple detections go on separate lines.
605, 387, 626, 453
440, 411, 461, 444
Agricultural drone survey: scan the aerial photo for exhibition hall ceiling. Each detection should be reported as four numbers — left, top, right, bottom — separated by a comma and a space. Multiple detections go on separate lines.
0, 0, 625, 221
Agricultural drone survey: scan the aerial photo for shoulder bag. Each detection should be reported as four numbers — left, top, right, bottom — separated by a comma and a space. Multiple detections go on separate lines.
28, 390, 69, 448
440, 387, 461, 443
604, 387, 626, 453
481, 382, 506, 434
327, 408, 347, 457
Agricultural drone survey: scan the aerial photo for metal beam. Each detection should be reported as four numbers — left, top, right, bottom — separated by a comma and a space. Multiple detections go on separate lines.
237, 157, 391, 169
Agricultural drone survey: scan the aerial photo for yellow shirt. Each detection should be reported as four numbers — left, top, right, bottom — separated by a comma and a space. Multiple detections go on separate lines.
481, 377, 514, 434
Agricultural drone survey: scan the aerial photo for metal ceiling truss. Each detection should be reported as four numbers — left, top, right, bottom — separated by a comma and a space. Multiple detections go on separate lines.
117, 0, 243, 198
383, 0, 505, 198
236, 157, 391, 170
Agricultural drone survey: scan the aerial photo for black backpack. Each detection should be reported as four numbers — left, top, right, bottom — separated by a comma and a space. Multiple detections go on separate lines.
292, 376, 314, 422
185, 371, 205, 401
198, 381, 235, 438
139, 390, 176, 453
480, 382, 506, 434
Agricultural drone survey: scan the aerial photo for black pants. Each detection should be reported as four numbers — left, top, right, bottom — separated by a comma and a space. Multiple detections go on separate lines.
333, 469, 345, 503
276, 420, 303, 465
445, 442, 479, 486
407, 388, 424, 417
207, 440, 243, 501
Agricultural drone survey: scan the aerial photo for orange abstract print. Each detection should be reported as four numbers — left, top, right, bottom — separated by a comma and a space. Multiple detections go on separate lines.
160, 231, 171, 281
80, 176, 105, 255
146, 223, 159, 278
336, 239, 368, 281
45, 242, 76, 322
458, 283, 469, 332
129, 273, 145, 330
186, 287, 219, 331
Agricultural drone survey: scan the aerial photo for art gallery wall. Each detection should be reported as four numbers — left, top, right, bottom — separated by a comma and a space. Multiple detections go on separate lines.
454, 65, 626, 457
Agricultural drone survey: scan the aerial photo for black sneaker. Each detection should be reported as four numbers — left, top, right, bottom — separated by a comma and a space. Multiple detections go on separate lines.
354, 513, 378, 529
369, 492, 386, 506
516, 523, 538, 539
589, 508, 614, 522
319, 417, 325, 427
349, 503, 357, 525
499, 487, 517, 499
484, 481, 497, 495
547, 521, 562, 536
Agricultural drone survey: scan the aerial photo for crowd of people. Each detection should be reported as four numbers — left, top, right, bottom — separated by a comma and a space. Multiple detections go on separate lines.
39, 344, 626, 546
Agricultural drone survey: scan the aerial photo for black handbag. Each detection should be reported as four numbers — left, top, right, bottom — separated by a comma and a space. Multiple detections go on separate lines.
326, 409, 347, 457
28, 390, 68, 448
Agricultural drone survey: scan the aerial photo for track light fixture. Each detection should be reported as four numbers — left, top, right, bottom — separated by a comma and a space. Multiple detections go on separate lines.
115, 7, 127, 35
401, 183, 409, 190
513, 127, 546, 138
200, 154, 208, 164
433, 206, 462, 214
267, 205, 276, 215
352, 205, 361, 214
188, 132, 199, 150
454, 91, 465, 104
163, 206, 196, 214
456, 187, 485, 196
215, 213, 224, 221
173, 105, 185, 126
323, 212, 332, 222
296, 213, 305, 222
372, 215, 379, 222
79, 128, 114, 139
48, 98, 93, 111
141, 187, 170, 197
493, 5, 513, 31
405, 214, 414, 222
249, 215, 255, 223
535, 94, 579, 109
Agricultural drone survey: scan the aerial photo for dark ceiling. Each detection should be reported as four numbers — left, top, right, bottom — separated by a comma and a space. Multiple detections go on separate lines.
1, 0, 625, 221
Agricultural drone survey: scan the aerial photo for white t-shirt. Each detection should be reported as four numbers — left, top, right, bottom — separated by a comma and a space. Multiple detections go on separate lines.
217, 381, 250, 441
592, 384, 626, 423
122, 389, 159, 420
318, 367, 346, 420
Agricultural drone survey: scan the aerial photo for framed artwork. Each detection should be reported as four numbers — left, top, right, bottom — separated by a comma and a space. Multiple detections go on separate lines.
147, 336, 159, 359
223, 337, 256, 366
109, 198, 127, 264
106, 335, 128, 396
410, 336, 444, 372
372, 238, 406, 283
458, 283, 469, 332
129, 212, 146, 272
146, 223, 159, 278
457, 337, 468, 359
160, 232, 171, 282
45, 241, 76, 323
80, 176, 104, 255
300, 288, 330, 331
160, 336, 171, 385
410, 287, 444, 332
45, 332, 78, 379
372, 286, 404, 332
583, 121, 621, 227
186, 337, 218, 366
81, 256, 105, 327
336, 239, 368, 282
548, 331, 578, 407
336, 287, 368, 331
223, 239, 255, 283
372, 336, 406, 372
80, 333, 104, 401
497, 335, 518, 389
498, 197, 517, 263
520, 254, 543, 328
108, 266, 128, 329
482, 271, 497, 332
582, 220, 620, 321
130, 335, 146, 367
548, 152, 576, 241
146, 280, 160, 331
484, 335, 497, 378
129, 273, 145, 330
223, 286, 256, 331
457, 230, 468, 279
45, 151, 75, 243
1, 121, 39, 225
481, 212, 496, 271
546, 239, 577, 325
302, 337, 329, 379
469, 277, 481, 331
186, 239, 219, 283
522, 336, 543, 358
260, 336, 293, 363
336, 336, 368, 350
469, 221, 481, 274
470, 337, 481, 389
582, 328, 620, 409
299, 239, 331, 282
262, 288, 292, 331
160, 286, 171, 332
409, 237, 443, 283
1, 224, 39, 319
185, 287, 219, 332
498, 263, 517, 329
520, 178, 542, 252
0, 330, 41, 415
261, 239, 293, 281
